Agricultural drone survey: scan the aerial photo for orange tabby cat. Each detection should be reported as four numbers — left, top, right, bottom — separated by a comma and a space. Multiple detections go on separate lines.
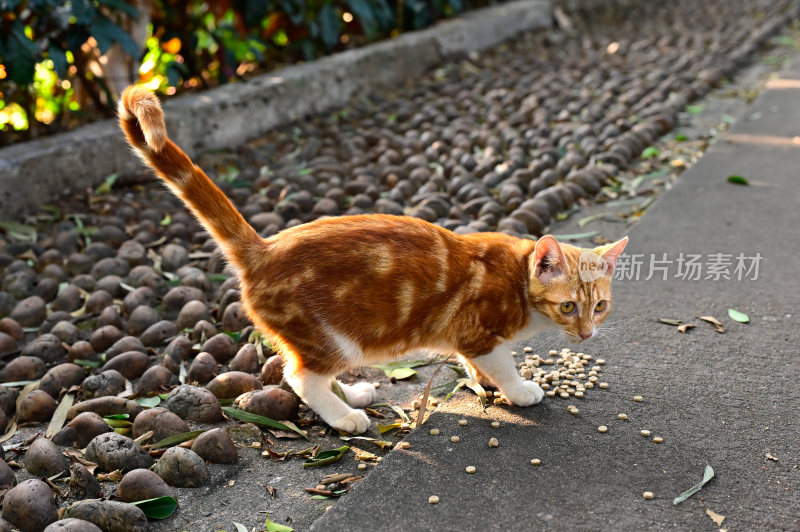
119, 86, 627, 434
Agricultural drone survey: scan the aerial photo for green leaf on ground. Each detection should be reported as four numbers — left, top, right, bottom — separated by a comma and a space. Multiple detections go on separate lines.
549, 231, 598, 241
727, 175, 749, 185
372, 359, 429, 380
330, 379, 348, 404
445, 380, 466, 401
150, 429, 207, 450
686, 104, 704, 114
641, 168, 670, 180
0, 221, 37, 243
104, 418, 132, 429
727, 308, 750, 323
221, 406, 307, 439
264, 514, 294, 531
160, 214, 172, 226
72, 358, 100, 368
103, 413, 130, 420
223, 331, 242, 343
641, 146, 660, 159
0, 380, 38, 387
95, 173, 119, 195
232, 522, 249, 532
131, 496, 178, 519
136, 396, 161, 408
303, 445, 349, 468
675, 134, 688, 141
577, 213, 610, 228
673, 464, 715, 505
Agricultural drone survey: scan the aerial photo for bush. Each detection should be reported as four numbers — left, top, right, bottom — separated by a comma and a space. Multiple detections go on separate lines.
0, 0, 489, 145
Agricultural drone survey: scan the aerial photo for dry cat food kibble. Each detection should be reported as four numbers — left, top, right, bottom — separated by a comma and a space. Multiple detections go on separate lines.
530, 459, 542, 466
490, 421, 500, 428
633, 395, 643, 402
598, 425, 608, 433
358, 463, 367, 471
617, 413, 628, 420
396, 441, 410, 450
653, 436, 664, 444
450, 436, 460, 443
428, 495, 440, 504
458, 419, 468, 426
488, 438, 499, 448
518, 348, 609, 403
599, 382, 609, 389
429, 428, 440, 436
643, 491, 654, 500
465, 466, 476, 474
640, 430, 651, 437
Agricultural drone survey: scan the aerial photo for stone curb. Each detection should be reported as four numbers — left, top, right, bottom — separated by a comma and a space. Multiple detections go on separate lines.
0, 0, 551, 219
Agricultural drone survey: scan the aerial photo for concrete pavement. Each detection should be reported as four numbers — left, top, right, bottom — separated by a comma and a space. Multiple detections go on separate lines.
309, 53, 800, 532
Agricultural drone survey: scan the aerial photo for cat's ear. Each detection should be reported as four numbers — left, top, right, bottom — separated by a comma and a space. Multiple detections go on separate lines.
594, 236, 628, 277
531, 235, 567, 283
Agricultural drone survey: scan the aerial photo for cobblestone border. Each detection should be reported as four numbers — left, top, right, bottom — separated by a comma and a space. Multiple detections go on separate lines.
0, 0, 551, 219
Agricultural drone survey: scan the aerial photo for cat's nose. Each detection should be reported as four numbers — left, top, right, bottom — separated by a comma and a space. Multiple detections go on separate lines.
579, 331, 593, 340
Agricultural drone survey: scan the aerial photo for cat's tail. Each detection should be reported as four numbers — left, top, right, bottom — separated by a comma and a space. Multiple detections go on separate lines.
118, 85, 263, 266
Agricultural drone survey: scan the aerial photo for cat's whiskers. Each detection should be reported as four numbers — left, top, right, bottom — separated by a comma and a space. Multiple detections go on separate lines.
592, 321, 631, 351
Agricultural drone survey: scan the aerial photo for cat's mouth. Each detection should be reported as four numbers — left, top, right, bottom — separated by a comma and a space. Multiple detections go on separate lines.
569, 333, 593, 344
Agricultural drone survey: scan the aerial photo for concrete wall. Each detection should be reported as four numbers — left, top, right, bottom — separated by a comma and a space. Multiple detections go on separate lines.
0, 0, 551, 219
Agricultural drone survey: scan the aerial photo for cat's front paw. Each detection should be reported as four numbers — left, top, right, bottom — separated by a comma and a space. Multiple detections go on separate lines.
507, 381, 544, 407
341, 382, 378, 408
331, 410, 370, 434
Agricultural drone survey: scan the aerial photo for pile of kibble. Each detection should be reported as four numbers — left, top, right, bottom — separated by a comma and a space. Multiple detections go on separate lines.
516, 347, 608, 399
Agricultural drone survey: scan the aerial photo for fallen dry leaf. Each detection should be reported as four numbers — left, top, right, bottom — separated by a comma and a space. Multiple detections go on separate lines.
97, 470, 123, 482
677, 323, 696, 333
706, 508, 725, 526
265, 485, 277, 499
699, 316, 726, 333
765, 452, 779, 461
658, 318, 682, 326
63, 449, 98, 470
321, 473, 354, 484
351, 447, 378, 461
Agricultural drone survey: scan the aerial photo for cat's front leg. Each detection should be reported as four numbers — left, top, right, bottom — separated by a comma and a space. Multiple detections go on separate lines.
464, 346, 544, 406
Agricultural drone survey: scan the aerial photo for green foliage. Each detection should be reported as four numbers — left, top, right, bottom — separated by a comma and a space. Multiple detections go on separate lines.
0, 0, 140, 141
1, 0, 482, 144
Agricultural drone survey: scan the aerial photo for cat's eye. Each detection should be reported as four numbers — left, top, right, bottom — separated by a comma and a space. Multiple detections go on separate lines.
595, 300, 607, 312
560, 301, 576, 314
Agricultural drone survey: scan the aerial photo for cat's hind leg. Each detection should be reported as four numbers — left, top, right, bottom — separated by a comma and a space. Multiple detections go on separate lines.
462, 345, 544, 406
283, 366, 371, 434
459, 357, 496, 389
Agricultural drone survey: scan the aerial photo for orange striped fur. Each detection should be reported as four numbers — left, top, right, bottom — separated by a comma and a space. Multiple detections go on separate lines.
119, 86, 627, 433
